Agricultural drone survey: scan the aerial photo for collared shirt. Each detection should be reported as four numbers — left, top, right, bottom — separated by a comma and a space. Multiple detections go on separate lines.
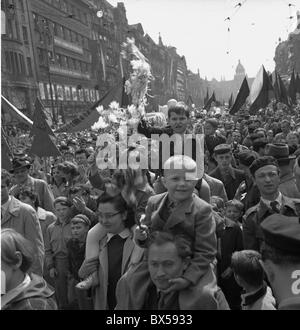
106, 228, 131, 244
1, 196, 12, 216
219, 166, 236, 180
261, 192, 283, 210
1, 274, 31, 309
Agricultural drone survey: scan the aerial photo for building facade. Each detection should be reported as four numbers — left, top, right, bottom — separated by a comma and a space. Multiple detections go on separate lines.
274, 11, 300, 77
2, 0, 202, 125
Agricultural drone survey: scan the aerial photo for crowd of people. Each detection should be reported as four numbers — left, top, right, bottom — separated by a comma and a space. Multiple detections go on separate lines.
1, 98, 300, 310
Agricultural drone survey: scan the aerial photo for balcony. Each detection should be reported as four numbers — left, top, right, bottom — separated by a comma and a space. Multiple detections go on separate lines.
49, 64, 90, 80
54, 36, 83, 55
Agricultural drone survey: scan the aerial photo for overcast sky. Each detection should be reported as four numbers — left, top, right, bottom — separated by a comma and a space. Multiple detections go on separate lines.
109, 0, 299, 80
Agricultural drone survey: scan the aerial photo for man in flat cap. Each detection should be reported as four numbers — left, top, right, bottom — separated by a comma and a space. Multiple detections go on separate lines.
243, 156, 300, 251
260, 215, 300, 309
209, 144, 245, 200
265, 143, 300, 199
9, 156, 55, 213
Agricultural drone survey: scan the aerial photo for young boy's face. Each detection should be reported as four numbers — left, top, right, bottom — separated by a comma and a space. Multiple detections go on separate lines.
71, 222, 89, 241
163, 169, 197, 202
225, 206, 241, 223
168, 112, 188, 134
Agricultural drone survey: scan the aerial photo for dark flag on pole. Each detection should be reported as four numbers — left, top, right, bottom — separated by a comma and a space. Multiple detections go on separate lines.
249, 65, 274, 115
229, 77, 250, 115
274, 72, 290, 106
288, 70, 297, 105
204, 91, 216, 110
228, 93, 234, 109
30, 98, 55, 137
30, 98, 61, 157
296, 73, 300, 93
204, 88, 209, 105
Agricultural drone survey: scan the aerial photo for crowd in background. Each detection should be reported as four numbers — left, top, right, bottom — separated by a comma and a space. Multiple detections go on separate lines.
1, 98, 300, 310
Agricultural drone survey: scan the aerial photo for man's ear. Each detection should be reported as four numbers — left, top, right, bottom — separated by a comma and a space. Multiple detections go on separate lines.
12, 252, 23, 270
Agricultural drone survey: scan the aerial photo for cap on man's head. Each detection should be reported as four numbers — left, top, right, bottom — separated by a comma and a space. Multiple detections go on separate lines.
238, 150, 258, 167
214, 144, 231, 155
206, 118, 218, 129
261, 214, 300, 254
249, 156, 278, 176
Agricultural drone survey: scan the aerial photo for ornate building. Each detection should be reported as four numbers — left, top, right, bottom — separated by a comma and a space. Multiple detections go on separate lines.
274, 10, 300, 77
205, 60, 254, 104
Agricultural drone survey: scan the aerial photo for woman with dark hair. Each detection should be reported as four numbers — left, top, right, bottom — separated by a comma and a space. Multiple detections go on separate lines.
1, 228, 57, 310
50, 165, 68, 198
77, 193, 144, 309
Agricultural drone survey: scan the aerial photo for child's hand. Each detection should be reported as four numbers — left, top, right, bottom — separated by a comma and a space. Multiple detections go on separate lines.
134, 224, 148, 241
164, 277, 191, 293
49, 268, 57, 278
221, 267, 233, 279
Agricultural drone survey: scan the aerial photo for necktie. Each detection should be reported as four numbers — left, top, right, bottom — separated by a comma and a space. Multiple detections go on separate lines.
270, 201, 280, 213
157, 291, 166, 310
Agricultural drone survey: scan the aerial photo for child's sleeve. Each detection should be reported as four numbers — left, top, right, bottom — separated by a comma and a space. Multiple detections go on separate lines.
85, 223, 107, 259
183, 204, 217, 285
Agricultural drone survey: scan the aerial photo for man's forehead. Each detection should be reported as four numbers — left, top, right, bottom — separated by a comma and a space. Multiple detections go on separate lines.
255, 164, 278, 174
148, 242, 178, 259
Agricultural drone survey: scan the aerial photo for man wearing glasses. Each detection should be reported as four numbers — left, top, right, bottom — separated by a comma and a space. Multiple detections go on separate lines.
243, 156, 300, 251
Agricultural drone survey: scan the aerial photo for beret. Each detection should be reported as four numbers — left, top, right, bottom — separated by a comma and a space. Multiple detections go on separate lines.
71, 214, 91, 227
214, 144, 231, 155
261, 214, 300, 254
206, 118, 218, 128
249, 156, 278, 175
237, 151, 258, 167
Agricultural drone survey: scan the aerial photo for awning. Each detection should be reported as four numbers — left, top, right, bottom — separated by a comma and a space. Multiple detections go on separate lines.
1, 95, 33, 127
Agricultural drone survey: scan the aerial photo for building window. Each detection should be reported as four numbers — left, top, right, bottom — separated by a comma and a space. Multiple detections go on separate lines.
13, 52, 20, 74
61, 0, 67, 12
61, 55, 67, 68
19, 0, 25, 12
19, 53, 26, 74
22, 26, 28, 43
5, 52, 12, 73
63, 27, 70, 41
55, 53, 61, 66
27, 57, 33, 76
6, 18, 13, 38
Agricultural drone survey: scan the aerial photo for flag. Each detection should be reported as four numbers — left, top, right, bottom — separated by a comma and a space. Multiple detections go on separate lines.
274, 72, 289, 106
30, 98, 55, 137
228, 93, 234, 108
29, 98, 60, 157
229, 77, 250, 115
30, 130, 61, 157
204, 91, 216, 110
204, 88, 209, 105
296, 73, 300, 93
288, 70, 297, 105
249, 65, 274, 115
55, 81, 124, 133
1, 128, 12, 171
1, 95, 33, 127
